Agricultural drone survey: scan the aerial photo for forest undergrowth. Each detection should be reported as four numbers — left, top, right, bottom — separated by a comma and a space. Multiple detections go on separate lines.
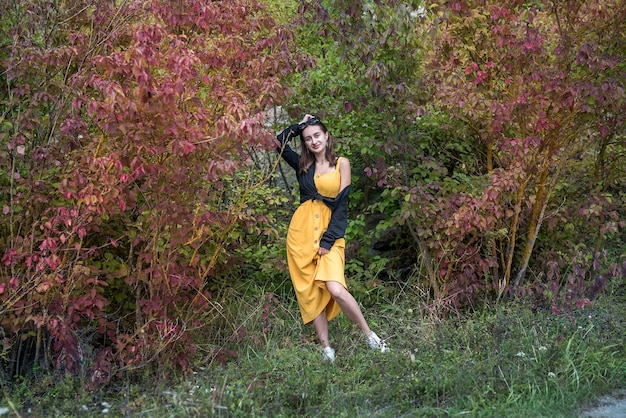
2, 275, 625, 417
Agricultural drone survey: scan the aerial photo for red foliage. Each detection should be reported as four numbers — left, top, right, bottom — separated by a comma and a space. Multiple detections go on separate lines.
1, 0, 303, 384
405, 0, 626, 304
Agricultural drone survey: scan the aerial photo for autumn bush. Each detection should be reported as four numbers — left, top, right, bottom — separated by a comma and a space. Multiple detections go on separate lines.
1, 0, 303, 384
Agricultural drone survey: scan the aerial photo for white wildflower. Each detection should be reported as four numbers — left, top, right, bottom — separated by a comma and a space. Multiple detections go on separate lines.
410, 6, 427, 18
538, 346, 548, 352
0, 407, 10, 416
515, 352, 526, 357
548, 372, 557, 379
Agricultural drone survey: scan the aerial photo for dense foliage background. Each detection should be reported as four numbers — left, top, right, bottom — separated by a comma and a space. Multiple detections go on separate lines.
1, 0, 625, 392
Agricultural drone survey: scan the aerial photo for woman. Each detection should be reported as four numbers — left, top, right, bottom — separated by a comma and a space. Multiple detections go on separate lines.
276, 114, 389, 363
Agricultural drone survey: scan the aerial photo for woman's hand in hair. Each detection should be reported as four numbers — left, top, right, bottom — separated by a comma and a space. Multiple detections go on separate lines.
299, 114, 315, 125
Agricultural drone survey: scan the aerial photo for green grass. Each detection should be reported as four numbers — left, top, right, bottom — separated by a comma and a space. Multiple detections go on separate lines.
2, 281, 625, 417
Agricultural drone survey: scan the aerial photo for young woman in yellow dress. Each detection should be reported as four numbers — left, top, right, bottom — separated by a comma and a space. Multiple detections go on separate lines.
276, 114, 389, 362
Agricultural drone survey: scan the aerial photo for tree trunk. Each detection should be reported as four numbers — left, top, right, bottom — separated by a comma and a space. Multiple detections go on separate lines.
408, 223, 440, 299
512, 165, 560, 293
503, 175, 530, 290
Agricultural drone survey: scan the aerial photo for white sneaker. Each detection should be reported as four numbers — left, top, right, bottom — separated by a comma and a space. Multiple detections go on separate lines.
366, 332, 389, 353
322, 346, 336, 363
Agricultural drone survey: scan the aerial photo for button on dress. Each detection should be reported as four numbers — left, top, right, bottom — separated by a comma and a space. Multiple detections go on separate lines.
286, 158, 347, 324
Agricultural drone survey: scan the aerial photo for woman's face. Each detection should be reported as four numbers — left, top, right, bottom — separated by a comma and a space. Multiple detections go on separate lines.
302, 125, 329, 155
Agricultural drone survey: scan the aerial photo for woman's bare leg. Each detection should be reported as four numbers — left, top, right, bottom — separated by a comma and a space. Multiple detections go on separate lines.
312, 311, 331, 347
325, 281, 372, 336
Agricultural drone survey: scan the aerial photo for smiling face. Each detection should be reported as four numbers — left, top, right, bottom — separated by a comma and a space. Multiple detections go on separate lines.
302, 124, 329, 156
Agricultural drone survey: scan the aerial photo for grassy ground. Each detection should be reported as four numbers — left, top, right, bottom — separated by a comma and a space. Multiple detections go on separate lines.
2, 279, 625, 417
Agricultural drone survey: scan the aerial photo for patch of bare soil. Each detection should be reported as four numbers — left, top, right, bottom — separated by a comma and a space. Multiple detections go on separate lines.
579, 389, 626, 418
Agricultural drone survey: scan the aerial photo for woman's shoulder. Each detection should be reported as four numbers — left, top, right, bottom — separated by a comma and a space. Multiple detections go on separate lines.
337, 156, 350, 168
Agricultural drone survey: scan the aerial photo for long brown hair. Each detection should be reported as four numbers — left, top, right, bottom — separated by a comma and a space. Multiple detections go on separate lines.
298, 118, 337, 175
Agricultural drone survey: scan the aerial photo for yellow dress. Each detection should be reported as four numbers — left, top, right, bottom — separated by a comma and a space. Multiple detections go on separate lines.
286, 158, 347, 324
